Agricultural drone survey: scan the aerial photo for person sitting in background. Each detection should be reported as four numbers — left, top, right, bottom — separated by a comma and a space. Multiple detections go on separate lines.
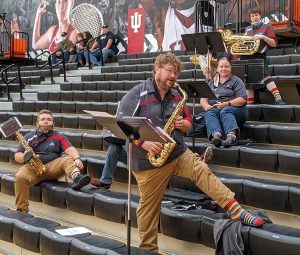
241, 7, 285, 105
84, 24, 117, 67
51, 32, 73, 64
200, 56, 248, 148
82, 31, 93, 66
74, 32, 86, 66
14, 110, 91, 213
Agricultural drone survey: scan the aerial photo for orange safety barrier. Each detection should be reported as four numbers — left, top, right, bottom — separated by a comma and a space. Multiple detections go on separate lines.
270, 0, 300, 34
10, 38, 28, 58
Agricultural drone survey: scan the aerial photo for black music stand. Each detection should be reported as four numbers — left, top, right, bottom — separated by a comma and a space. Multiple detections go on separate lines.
84, 110, 173, 255
179, 80, 216, 151
182, 32, 225, 150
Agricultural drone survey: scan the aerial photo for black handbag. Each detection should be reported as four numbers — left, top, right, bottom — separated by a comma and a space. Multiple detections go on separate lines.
187, 112, 207, 137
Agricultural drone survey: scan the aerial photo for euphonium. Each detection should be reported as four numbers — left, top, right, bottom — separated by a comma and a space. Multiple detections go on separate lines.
147, 82, 188, 167
16, 131, 48, 175
221, 29, 260, 55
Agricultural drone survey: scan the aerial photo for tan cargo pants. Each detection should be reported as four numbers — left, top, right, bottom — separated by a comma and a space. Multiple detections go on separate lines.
15, 156, 76, 213
133, 149, 235, 252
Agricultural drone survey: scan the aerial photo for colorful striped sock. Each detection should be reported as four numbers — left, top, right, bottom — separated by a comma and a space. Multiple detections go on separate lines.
270, 87, 282, 101
226, 199, 263, 226
247, 97, 255, 104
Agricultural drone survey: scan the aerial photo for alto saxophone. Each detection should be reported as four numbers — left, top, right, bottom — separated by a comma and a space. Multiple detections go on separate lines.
16, 131, 48, 175
147, 82, 188, 167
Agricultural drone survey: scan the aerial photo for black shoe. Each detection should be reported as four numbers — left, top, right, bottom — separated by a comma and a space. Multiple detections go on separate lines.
211, 133, 222, 147
72, 174, 91, 190
89, 179, 111, 189
222, 135, 236, 148
275, 98, 286, 105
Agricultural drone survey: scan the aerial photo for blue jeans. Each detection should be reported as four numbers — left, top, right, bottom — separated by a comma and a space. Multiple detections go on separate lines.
100, 144, 127, 184
204, 106, 248, 139
84, 48, 115, 66
51, 51, 69, 64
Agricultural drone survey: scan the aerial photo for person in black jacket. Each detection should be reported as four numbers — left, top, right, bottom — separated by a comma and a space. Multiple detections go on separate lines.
85, 24, 117, 66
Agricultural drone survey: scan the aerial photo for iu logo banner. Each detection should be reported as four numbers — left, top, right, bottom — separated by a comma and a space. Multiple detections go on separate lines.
128, 8, 145, 54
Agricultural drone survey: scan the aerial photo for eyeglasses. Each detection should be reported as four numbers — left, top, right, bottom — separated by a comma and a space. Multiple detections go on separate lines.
162, 67, 180, 77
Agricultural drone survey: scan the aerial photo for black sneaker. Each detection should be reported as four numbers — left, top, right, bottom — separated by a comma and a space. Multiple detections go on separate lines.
275, 98, 286, 105
72, 174, 91, 190
211, 133, 222, 147
222, 135, 236, 148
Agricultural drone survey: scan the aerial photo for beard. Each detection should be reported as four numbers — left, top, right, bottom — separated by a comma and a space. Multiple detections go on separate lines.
38, 125, 54, 133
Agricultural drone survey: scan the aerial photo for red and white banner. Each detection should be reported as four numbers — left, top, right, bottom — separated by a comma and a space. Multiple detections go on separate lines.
127, 8, 145, 54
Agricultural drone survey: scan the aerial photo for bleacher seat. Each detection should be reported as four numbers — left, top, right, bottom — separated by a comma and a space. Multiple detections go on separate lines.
249, 224, 300, 255
37, 91, 48, 101
101, 91, 116, 102
61, 101, 76, 113
66, 188, 94, 215
48, 101, 62, 113
290, 54, 300, 64
62, 132, 82, 148
40, 228, 89, 255
269, 124, 300, 145
268, 55, 291, 65
78, 116, 96, 130
240, 123, 269, 143
278, 150, 300, 175
86, 91, 101, 102
82, 134, 103, 150
110, 81, 125, 90
243, 179, 289, 211
107, 102, 118, 115
262, 105, 295, 122
86, 158, 105, 179
71, 82, 84, 91
75, 102, 91, 114
48, 91, 61, 101
289, 185, 300, 214
35, 101, 48, 112
273, 64, 298, 76
13, 217, 60, 253
41, 182, 70, 208
94, 190, 126, 223
19, 112, 34, 125
73, 91, 87, 101
246, 104, 262, 121
240, 147, 278, 171
22, 101, 35, 112
82, 82, 97, 91
62, 116, 79, 129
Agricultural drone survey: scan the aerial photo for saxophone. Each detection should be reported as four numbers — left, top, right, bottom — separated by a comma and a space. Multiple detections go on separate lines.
147, 82, 188, 167
16, 131, 48, 175
221, 29, 260, 55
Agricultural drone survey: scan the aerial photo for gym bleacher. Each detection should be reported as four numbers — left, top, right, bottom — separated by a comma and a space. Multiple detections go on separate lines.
0, 46, 300, 255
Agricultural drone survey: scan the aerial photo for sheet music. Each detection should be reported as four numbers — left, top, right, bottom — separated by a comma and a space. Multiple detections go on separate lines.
84, 110, 175, 143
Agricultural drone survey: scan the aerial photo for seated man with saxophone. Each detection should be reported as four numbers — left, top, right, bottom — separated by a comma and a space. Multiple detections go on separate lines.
241, 7, 285, 105
116, 52, 263, 253
14, 109, 91, 213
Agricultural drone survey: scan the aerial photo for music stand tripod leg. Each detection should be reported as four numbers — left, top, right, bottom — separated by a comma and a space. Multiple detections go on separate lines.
126, 139, 132, 255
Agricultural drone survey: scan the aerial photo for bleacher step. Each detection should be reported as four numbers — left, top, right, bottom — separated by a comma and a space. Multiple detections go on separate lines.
10, 92, 37, 101
0, 101, 12, 111
27, 84, 61, 90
